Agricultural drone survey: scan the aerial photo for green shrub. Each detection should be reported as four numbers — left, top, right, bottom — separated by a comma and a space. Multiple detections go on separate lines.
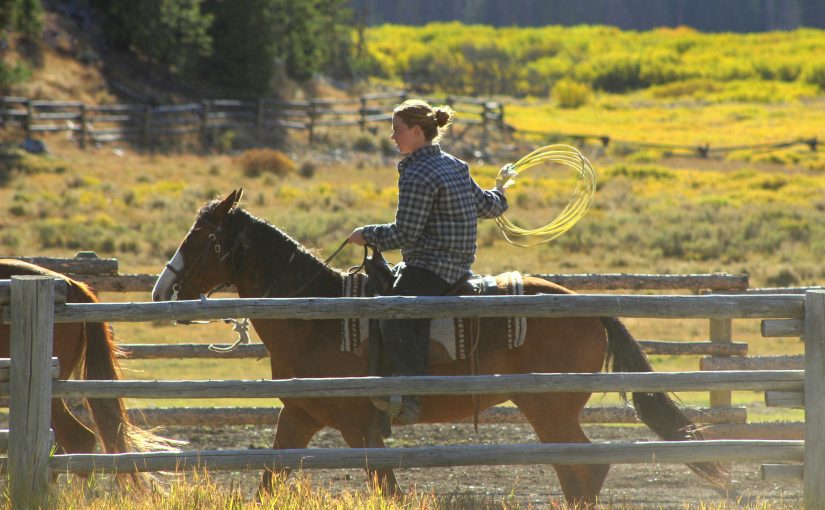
352, 134, 377, 152
298, 160, 317, 179
0, 61, 31, 88
803, 62, 825, 91
236, 148, 296, 177
551, 78, 592, 109
8, 204, 27, 216
765, 267, 800, 287
648, 79, 722, 99
583, 54, 644, 92
605, 164, 676, 181
380, 137, 397, 156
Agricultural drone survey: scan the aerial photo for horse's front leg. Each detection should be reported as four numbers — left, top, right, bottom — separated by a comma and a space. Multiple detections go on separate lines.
338, 407, 401, 497
258, 405, 323, 495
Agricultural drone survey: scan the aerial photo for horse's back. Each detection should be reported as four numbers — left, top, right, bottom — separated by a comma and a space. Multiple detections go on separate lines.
0, 258, 98, 302
0, 259, 94, 361
518, 274, 576, 295
497, 272, 606, 372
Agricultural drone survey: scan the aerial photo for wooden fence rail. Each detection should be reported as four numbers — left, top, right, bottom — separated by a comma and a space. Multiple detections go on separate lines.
65, 404, 747, 428
0, 254, 758, 430
5, 277, 824, 507
6, 293, 796, 324
48, 441, 803, 475
1, 93, 505, 147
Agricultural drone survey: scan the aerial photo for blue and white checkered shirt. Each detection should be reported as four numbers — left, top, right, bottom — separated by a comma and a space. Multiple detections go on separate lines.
362, 144, 508, 284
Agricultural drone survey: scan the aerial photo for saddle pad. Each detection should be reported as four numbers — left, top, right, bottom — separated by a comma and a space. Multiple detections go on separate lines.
340, 272, 527, 361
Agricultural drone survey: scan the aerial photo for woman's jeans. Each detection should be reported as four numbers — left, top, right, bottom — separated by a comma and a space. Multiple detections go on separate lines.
379, 265, 451, 376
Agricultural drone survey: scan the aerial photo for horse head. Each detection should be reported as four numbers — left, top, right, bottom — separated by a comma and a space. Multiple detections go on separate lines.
152, 188, 243, 301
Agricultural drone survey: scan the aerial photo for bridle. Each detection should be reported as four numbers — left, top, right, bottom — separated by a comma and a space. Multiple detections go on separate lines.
167, 214, 352, 301
165, 217, 232, 301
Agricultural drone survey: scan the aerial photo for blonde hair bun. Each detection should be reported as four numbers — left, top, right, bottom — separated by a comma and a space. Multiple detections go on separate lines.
434, 107, 454, 128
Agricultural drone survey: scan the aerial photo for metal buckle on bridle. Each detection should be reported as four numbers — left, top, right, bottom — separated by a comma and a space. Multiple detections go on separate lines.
208, 318, 251, 353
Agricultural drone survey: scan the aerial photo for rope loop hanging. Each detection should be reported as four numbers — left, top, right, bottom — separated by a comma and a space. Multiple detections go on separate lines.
494, 144, 597, 247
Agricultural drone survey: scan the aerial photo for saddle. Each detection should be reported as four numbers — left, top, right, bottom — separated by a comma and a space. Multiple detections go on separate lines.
356, 246, 527, 438
344, 246, 527, 363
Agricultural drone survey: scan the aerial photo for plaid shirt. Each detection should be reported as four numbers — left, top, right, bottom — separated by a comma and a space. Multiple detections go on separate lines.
362, 144, 508, 283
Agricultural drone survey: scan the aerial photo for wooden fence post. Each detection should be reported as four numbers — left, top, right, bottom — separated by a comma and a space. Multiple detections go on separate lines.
358, 95, 367, 132
256, 98, 264, 141
78, 103, 87, 149
804, 290, 825, 508
9, 276, 55, 509
142, 104, 152, 147
307, 100, 317, 145
200, 100, 211, 145
708, 318, 733, 408
24, 99, 33, 140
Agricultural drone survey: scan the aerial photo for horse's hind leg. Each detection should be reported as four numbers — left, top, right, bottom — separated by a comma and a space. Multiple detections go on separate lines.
51, 399, 96, 454
259, 405, 324, 495
514, 394, 610, 506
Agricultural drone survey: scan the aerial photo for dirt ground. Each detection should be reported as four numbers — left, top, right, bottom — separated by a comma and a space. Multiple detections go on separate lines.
165, 422, 803, 509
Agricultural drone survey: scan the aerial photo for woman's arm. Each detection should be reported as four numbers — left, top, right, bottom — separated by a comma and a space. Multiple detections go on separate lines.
473, 177, 509, 219
361, 170, 437, 251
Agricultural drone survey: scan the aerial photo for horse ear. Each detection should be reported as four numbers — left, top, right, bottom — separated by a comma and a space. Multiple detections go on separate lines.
233, 188, 244, 209
214, 190, 239, 219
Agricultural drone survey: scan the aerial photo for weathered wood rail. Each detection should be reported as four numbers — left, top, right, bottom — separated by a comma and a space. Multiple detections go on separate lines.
0, 253, 757, 430
0, 93, 505, 147
4, 276, 823, 508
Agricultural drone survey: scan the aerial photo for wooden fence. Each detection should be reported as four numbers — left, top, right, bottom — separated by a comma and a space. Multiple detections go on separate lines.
1, 276, 821, 508
0, 93, 504, 147
2, 254, 760, 434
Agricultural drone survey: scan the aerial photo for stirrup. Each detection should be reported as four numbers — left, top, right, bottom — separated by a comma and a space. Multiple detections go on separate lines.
369, 395, 403, 417
387, 395, 402, 418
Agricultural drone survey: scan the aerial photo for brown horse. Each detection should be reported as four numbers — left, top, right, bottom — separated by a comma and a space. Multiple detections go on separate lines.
0, 259, 172, 483
152, 189, 728, 505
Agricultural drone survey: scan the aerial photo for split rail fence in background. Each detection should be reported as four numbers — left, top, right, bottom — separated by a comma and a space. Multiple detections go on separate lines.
0, 93, 505, 147
2, 93, 818, 158
1, 275, 822, 508
4, 253, 800, 439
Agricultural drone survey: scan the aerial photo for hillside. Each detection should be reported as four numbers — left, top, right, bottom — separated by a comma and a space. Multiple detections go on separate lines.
1, 6, 344, 105
2, 11, 825, 290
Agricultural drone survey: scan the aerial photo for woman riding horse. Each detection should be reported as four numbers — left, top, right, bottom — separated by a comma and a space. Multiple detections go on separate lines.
153, 188, 728, 505
348, 99, 509, 424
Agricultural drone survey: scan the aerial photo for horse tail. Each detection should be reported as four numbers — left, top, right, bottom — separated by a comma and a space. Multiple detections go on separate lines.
71, 280, 179, 484
600, 316, 730, 489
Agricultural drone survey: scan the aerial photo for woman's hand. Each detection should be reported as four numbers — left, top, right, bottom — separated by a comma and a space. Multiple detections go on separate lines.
495, 163, 517, 192
348, 228, 366, 246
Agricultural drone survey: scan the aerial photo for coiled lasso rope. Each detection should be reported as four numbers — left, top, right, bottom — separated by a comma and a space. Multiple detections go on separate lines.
494, 144, 597, 247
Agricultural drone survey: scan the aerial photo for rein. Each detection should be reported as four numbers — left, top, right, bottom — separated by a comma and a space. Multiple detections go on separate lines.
168, 212, 353, 351
285, 238, 351, 298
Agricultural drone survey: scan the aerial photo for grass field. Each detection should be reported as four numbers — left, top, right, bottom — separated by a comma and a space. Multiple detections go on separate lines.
3, 22, 825, 505
1, 92, 819, 417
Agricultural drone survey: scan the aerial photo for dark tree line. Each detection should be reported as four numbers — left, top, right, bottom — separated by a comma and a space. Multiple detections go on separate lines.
91, 0, 353, 97
93, 0, 349, 97
350, 0, 825, 31
3, 0, 353, 96
0, 0, 43, 40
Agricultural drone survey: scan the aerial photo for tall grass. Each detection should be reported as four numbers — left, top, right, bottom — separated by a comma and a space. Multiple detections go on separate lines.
33, 471, 527, 510
12, 469, 802, 509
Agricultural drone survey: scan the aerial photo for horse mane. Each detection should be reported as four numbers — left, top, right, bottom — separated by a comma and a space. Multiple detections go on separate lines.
200, 201, 343, 297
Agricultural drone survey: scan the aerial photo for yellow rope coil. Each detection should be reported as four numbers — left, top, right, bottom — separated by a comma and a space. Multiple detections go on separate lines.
494, 144, 597, 247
